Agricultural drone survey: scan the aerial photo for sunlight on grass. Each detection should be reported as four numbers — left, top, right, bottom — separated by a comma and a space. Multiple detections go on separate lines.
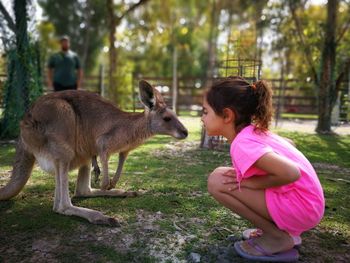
0, 116, 349, 262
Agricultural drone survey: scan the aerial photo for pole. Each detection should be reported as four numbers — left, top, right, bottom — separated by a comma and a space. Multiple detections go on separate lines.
98, 64, 105, 97
172, 45, 178, 113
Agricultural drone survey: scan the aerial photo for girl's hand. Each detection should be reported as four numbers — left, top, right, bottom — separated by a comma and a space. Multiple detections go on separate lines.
221, 168, 239, 191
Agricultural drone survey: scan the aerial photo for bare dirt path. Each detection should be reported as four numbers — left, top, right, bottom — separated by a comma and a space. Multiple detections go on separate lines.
274, 119, 350, 135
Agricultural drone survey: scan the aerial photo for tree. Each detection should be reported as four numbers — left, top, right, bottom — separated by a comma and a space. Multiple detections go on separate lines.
104, 0, 212, 107
286, 0, 350, 133
106, 0, 150, 105
0, 0, 42, 138
316, 0, 338, 132
200, 0, 269, 148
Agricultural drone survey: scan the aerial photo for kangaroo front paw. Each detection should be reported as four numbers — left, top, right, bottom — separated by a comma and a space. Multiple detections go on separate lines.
106, 182, 114, 190
101, 178, 111, 190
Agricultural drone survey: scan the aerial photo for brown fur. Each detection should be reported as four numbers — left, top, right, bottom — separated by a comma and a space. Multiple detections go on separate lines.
0, 80, 188, 225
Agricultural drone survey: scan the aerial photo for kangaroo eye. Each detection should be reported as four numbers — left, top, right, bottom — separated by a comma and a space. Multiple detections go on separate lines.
163, 117, 171, 122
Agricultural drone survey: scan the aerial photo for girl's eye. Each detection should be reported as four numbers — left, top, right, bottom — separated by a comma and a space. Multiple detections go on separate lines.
163, 117, 171, 122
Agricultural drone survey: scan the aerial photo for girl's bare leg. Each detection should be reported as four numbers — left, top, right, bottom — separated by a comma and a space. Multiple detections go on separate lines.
208, 167, 294, 255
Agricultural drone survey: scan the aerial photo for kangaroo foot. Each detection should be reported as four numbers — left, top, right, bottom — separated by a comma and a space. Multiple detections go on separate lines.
94, 189, 139, 197
75, 188, 145, 198
55, 205, 121, 227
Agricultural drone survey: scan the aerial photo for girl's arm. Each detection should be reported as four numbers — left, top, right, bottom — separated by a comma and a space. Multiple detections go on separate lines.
241, 152, 301, 190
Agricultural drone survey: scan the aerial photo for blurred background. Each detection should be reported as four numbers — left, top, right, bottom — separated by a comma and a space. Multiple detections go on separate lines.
0, 0, 349, 139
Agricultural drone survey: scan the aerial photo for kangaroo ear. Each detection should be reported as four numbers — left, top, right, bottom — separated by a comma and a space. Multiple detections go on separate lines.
139, 80, 155, 109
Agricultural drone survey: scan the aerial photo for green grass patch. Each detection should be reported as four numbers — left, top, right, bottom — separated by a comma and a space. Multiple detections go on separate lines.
281, 113, 318, 119
0, 116, 349, 262
277, 131, 350, 167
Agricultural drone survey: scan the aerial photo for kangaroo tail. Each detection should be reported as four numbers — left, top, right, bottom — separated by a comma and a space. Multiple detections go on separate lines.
0, 138, 35, 200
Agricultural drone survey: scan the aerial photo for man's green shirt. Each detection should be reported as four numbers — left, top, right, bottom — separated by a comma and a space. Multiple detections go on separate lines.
48, 51, 81, 86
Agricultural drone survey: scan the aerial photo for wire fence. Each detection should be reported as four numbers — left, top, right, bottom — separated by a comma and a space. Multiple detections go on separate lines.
1, 71, 348, 124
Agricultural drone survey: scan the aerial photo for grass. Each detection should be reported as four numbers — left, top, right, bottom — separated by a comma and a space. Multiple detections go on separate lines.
0, 116, 349, 262
281, 113, 318, 120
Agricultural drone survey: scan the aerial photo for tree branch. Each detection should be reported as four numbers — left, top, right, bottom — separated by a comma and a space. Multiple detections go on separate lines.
116, 0, 150, 25
0, 2, 16, 33
336, 58, 350, 93
336, 14, 350, 44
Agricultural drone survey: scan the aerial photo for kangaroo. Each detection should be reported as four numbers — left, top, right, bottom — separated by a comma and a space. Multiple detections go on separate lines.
0, 80, 188, 226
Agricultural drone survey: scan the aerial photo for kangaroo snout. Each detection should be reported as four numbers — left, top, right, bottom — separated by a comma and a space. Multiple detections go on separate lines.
177, 128, 188, 139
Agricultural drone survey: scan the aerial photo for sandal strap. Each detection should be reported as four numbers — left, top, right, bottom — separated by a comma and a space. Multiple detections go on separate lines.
247, 239, 273, 256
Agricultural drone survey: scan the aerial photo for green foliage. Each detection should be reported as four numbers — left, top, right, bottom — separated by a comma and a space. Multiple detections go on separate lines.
107, 60, 134, 109
0, 1, 43, 139
0, 54, 4, 72
0, 41, 43, 139
38, 0, 108, 73
266, 1, 350, 82
119, 0, 213, 78
37, 21, 60, 75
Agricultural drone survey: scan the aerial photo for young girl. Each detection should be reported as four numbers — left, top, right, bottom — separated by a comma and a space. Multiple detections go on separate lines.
202, 76, 324, 262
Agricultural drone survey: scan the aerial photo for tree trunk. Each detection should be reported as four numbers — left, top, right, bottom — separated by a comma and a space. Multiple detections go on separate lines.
15, 0, 30, 111
275, 50, 286, 128
106, 0, 149, 105
172, 45, 178, 114
107, 0, 117, 102
81, 2, 92, 71
255, 1, 266, 64
316, 0, 338, 133
201, 0, 220, 149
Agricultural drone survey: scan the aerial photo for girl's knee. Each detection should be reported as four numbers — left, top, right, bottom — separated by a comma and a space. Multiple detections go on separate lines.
207, 167, 227, 195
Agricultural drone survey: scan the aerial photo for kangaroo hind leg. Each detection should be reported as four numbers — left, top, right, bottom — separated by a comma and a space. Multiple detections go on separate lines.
54, 161, 119, 226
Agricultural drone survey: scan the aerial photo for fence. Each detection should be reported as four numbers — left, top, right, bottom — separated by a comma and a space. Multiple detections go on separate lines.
0, 72, 349, 122
133, 76, 350, 122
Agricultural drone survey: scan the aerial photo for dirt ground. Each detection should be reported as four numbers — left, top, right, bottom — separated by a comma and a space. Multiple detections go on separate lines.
273, 119, 350, 135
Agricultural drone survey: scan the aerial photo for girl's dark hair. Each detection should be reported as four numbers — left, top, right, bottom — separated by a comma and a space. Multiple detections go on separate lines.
205, 76, 273, 132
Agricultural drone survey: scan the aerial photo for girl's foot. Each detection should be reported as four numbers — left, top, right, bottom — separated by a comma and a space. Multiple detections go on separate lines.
234, 239, 299, 262
242, 228, 302, 246
240, 233, 295, 256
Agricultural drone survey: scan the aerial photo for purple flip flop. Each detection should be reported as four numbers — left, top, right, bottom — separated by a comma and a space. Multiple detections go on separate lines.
242, 228, 302, 247
234, 239, 299, 262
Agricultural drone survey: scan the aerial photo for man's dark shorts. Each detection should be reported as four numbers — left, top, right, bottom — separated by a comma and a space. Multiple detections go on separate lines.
53, 82, 77, 91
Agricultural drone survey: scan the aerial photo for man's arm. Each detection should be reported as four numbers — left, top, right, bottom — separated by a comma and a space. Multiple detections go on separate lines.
47, 54, 55, 91
76, 68, 83, 89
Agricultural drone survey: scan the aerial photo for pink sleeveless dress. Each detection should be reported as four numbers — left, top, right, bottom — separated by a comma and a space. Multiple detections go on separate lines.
230, 125, 325, 236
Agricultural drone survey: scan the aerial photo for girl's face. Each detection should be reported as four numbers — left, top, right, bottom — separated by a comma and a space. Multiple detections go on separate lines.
201, 98, 225, 136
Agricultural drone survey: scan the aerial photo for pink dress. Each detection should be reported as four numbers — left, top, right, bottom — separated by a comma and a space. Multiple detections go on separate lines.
230, 125, 325, 236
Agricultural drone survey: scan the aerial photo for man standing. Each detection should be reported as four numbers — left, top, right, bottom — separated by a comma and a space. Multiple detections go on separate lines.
47, 35, 83, 91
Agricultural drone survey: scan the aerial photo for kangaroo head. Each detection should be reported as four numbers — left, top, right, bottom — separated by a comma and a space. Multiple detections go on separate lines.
139, 80, 188, 139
